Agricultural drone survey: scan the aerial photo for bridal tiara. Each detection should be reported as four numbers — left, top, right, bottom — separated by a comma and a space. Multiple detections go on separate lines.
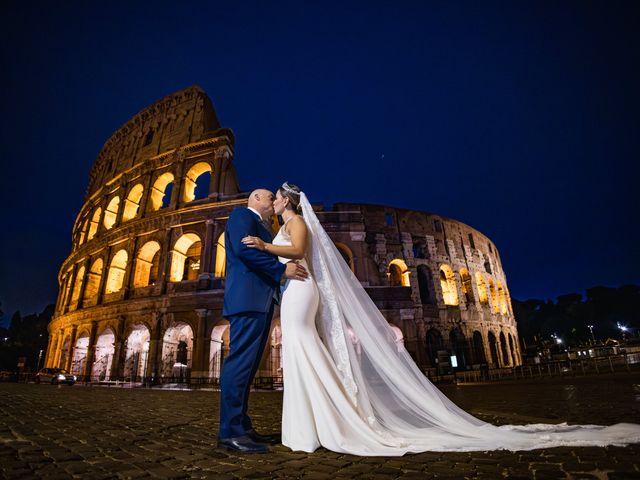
282, 181, 301, 196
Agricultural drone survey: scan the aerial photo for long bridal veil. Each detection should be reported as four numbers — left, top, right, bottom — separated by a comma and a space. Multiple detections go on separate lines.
298, 192, 640, 451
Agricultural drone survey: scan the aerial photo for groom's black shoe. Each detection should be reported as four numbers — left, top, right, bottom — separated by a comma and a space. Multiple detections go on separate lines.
217, 435, 268, 453
247, 429, 281, 445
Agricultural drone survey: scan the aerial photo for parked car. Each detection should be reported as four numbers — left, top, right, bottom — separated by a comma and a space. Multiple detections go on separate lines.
35, 368, 76, 385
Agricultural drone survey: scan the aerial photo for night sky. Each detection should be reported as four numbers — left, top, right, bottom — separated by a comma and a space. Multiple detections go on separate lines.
1, 1, 638, 323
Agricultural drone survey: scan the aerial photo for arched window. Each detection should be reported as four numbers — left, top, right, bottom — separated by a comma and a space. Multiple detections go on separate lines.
79, 218, 89, 245
475, 272, 488, 304
497, 281, 508, 314
170, 233, 201, 282
439, 264, 458, 306
449, 328, 469, 368
87, 208, 102, 241
459, 268, 474, 304
103, 196, 120, 230
425, 328, 443, 367
105, 250, 128, 294
69, 266, 85, 305
215, 233, 226, 277
83, 258, 103, 300
335, 242, 355, 272
59, 270, 73, 310
183, 162, 213, 202
388, 259, 410, 287
133, 241, 162, 288
487, 277, 499, 313
149, 172, 175, 211
122, 184, 144, 222
417, 265, 433, 304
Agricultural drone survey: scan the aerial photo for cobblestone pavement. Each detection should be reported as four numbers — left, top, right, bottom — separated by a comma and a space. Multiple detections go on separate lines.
2, 373, 640, 479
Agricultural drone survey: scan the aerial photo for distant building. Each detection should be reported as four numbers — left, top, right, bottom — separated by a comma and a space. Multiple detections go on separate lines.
45, 86, 521, 385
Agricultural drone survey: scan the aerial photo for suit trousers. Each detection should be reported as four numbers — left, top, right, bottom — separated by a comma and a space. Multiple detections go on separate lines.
219, 305, 274, 439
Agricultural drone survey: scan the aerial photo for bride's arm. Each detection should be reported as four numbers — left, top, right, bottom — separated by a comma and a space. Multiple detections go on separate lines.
242, 216, 308, 260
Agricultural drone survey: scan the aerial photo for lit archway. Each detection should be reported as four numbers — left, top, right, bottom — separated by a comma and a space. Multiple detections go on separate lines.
105, 250, 128, 294
388, 259, 410, 287
497, 281, 508, 314
475, 272, 488, 304
439, 264, 458, 306
487, 277, 499, 313
459, 268, 474, 304
161, 323, 193, 381
183, 162, 213, 202
79, 218, 89, 245
103, 196, 120, 230
91, 329, 115, 381
149, 172, 174, 211
69, 266, 85, 307
170, 233, 201, 282
83, 258, 103, 301
270, 323, 282, 382
335, 242, 355, 272
214, 233, 226, 277
133, 241, 161, 288
87, 207, 102, 241
122, 184, 144, 222
123, 324, 150, 381
210, 321, 230, 381
58, 338, 70, 371
71, 333, 90, 376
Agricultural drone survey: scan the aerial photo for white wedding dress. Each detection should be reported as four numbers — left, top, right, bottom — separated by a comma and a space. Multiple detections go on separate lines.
274, 193, 640, 455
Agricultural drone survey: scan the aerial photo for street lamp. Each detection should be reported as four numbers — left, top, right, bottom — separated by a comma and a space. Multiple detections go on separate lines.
617, 322, 628, 342
587, 324, 595, 344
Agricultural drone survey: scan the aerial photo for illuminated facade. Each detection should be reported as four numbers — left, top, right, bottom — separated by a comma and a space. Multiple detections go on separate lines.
45, 86, 520, 385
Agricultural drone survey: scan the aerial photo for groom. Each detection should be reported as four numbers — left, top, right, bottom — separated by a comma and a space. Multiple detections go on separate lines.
218, 189, 307, 453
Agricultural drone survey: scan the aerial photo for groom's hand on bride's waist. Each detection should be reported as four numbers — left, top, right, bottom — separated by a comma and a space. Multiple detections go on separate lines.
283, 261, 308, 281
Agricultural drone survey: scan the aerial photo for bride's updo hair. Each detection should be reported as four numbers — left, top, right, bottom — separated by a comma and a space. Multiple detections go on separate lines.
278, 182, 303, 215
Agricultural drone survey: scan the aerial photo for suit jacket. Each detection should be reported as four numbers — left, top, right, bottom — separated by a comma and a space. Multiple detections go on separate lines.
222, 207, 286, 316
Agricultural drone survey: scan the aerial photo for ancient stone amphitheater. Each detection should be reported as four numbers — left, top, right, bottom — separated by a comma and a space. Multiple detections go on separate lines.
45, 86, 521, 386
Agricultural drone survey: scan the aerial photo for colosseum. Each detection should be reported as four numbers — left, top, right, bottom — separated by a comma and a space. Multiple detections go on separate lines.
44, 86, 521, 386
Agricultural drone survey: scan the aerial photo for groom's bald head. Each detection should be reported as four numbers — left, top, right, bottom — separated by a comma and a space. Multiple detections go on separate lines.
248, 189, 275, 220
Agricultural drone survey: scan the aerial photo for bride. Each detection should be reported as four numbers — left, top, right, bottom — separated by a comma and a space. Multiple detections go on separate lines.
242, 182, 640, 455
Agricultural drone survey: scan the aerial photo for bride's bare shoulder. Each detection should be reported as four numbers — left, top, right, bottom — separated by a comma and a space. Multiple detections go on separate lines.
285, 215, 307, 235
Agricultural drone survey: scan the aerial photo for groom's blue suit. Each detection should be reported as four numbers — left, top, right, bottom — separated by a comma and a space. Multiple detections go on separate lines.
219, 207, 286, 439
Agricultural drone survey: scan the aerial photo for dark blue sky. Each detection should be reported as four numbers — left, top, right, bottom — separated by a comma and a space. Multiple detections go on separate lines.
1, 1, 638, 321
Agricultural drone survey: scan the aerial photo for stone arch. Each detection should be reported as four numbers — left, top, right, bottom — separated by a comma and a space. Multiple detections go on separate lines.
92, 328, 115, 380
149, 172, 175, 211
122, 184, 144, 222
335, 242, 355, 273
459, 268, 474, 304
71, 332, 90, 376
508, 333, 517, 366
161, 322, 194, 381
69, 266, 85, 306
79, 218, 90, 245
58, 337, 71, 371
183, 162, 213, 202
210, 320, 230, 381
487, 331, 500, 367
425, 328, 443, 367
449, 327, 469, 369
487, 277, 499, 313
214, 232, 226, 277
59, 270, 73, 311
83, 258, 103, 300
103, 196, 120, 230
475, 272, 488, 304
499, 331, 510, 366
123, 324, 151, 381
170, 233, 202, 282
388, 259, 410, 287
439, 264, 458, 306
105, 249, 128, 294
133, 241, 161, 288
472, 331, 486, 364
417, 265, 434, 304
87, 207, 102, 241
497, 281, 508, 314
